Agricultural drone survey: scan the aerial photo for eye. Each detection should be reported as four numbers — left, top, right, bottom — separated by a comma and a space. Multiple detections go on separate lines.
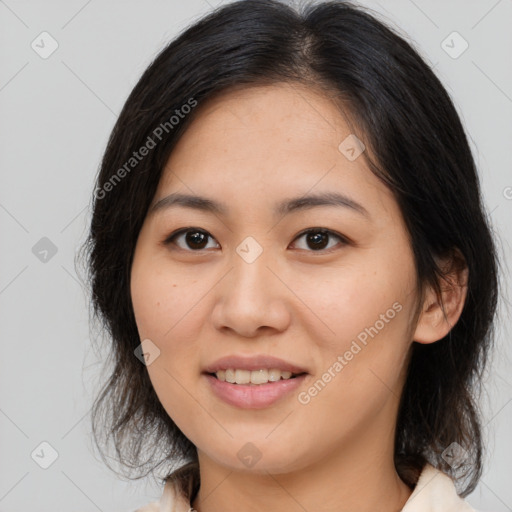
164, 228, 219, 251
163, 227, 349, 253
290, 228, 349, 252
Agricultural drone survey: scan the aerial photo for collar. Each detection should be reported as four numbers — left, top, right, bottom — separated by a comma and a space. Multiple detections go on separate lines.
401, 463, 476, 512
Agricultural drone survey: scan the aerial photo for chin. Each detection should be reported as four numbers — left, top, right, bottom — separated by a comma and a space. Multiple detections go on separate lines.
205, 441, 309, 475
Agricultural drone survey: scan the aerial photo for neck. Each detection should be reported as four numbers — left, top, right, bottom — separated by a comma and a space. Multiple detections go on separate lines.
191, 427, 412, 512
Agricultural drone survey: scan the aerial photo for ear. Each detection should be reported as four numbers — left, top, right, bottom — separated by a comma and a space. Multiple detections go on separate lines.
413, 250, 469, 344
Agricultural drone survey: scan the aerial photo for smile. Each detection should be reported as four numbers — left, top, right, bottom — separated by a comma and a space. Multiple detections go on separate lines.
212, 368, 305, 385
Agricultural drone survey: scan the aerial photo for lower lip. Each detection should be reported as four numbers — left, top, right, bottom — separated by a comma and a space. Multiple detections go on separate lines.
204, 373, 307, 409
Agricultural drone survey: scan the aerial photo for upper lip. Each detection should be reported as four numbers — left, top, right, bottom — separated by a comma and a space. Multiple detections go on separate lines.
203, 355, 308, 374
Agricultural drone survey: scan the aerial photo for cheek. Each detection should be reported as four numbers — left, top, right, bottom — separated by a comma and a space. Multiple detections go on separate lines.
290, 261, 405, 348
131, 271, 204, 385
130, 252, 209, 398
130, 264, 203, 436
292, 253, 415, 401
131, 255, 200, 342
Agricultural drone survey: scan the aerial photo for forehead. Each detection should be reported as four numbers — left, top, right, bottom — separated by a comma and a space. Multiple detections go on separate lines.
185, 81, 353, 137
153, 82, 397, 223
162, 84, 363, 178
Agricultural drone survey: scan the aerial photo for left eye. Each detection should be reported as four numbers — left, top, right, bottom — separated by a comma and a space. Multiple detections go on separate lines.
164, 228, 348, 252
291, 228, 348, 252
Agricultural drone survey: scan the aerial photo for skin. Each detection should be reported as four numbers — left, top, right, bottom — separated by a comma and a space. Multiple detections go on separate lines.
130, 82, 468, 512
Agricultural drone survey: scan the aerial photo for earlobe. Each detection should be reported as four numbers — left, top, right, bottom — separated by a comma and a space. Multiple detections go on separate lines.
412, 252, 469, 345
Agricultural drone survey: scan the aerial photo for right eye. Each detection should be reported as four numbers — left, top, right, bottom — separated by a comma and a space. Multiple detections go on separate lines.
163, 228, 220, 251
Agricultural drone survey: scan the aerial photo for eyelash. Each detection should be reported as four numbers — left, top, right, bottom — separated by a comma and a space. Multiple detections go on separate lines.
163, 227, 350, 254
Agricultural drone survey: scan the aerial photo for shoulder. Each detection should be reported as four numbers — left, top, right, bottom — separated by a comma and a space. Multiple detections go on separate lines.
402, 464, 478, 512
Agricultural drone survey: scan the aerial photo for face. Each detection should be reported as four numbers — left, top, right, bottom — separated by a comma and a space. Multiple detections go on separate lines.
130, 83, 422, 475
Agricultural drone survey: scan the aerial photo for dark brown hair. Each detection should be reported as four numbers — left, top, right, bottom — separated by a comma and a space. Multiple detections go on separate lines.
79, 0, 500, 496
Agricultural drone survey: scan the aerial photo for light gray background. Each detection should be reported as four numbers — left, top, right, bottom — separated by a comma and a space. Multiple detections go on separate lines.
1, 0, 511, 511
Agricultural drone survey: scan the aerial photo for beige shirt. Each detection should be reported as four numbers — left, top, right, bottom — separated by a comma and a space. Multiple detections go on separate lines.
135, 462, 477, 512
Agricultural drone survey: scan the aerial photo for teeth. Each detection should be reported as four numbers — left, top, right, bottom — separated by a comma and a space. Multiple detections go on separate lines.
215, 368, 295, 385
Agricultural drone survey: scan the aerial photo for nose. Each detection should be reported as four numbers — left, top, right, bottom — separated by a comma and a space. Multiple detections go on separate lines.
211, 245, 291, 338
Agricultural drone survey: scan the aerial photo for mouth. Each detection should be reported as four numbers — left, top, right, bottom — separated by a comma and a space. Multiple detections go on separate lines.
203, 371, 308, 409
202, 355, 309, 407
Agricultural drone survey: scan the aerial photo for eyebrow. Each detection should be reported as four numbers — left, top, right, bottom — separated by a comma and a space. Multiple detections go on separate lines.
150, 191, 370, 219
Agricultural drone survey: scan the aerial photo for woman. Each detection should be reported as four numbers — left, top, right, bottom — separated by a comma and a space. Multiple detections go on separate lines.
82, 1, 500, 510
